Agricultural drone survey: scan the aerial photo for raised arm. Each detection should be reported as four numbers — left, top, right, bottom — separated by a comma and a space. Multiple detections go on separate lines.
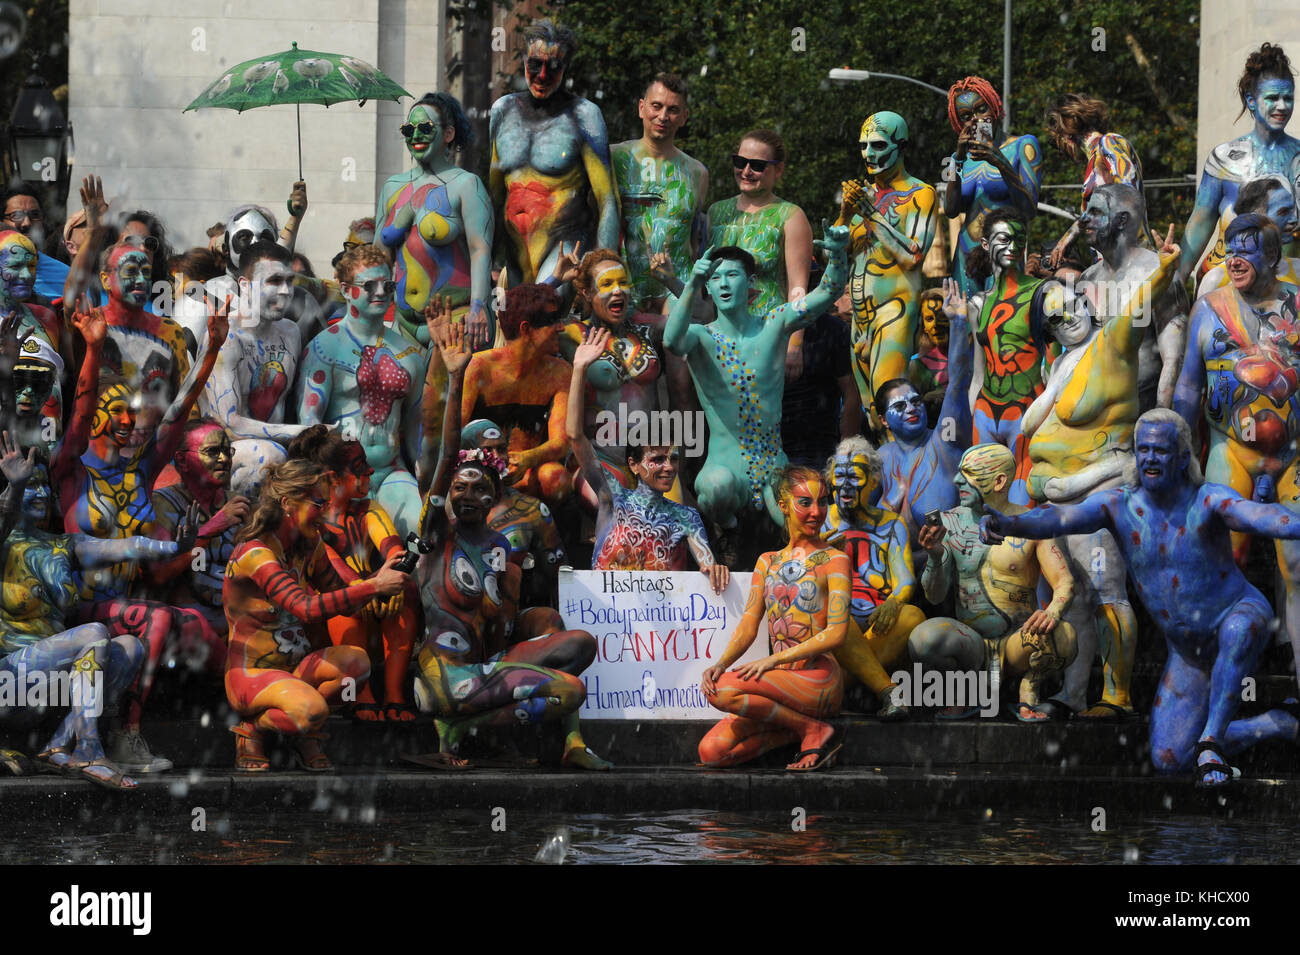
663, 247, 715, 356
774, 222, 850, 334
1109, 228, 1179, 358
152, 299, 230, 475
427, 317, 472, 502
62, 176, 113, 320
935, 277, 974, 458
565, 325, 613, 509
51, 307, 105, 478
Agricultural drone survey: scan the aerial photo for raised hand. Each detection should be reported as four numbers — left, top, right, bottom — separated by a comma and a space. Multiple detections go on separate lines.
0, 311, 34, 371
573, 325, 611, 370
0, 431, 36, 486
840, 179, 865, 218
424, 294, 454, 344
433, 314, 472, 378
648, 250, 676, 285
80, 175, 109, 229
208, 295, 232, 350
941, 277, 966, 320
978, 505, 1008, 544
287, 180, 308, 218
1158, 223, 1180, 258
71, 305, 107, 348
688, 246, 719, 286
551, 241, 582, 285
175, 498, 203, 554
814, 219, 851, 254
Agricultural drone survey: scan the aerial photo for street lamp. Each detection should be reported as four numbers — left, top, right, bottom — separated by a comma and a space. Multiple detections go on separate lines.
8, 70, 74, 204
828, 68, 947, 99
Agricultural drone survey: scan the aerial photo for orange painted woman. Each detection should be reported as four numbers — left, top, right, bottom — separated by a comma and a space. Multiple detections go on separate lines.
699, 466, 850, 771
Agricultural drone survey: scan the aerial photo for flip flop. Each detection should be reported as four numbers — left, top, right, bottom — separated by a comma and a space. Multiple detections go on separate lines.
402, 751, 471, 771
1013, 701, 1052, 723
1193, 739, 1240, 789
1078, 701, 1136, 721
1029, 699, 1075, 721
937, 705, 981, 720
787, 730, 843, 772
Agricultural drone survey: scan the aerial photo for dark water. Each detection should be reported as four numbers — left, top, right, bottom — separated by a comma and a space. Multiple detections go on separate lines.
8, 810, 1295, 864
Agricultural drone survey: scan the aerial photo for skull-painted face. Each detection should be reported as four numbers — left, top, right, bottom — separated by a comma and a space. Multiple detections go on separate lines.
589, 260, 631, 325
1247, 76, 1295, 134
91, 382, 141, 449
225, 208, 277, 273
858, 112, 907, 177
954, 444, 1014, 508
882, 384, 926, 441
103, 246, 152, 309
1225, 227, 1275, 292
983, 218, 1026, 273
780, 474, 830, 540
524, 39, 567, 100
0, 232, 37, 300
830, 452, 877, 521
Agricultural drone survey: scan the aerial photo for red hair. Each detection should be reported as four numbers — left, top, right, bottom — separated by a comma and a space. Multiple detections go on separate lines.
947, 76, 1003, 132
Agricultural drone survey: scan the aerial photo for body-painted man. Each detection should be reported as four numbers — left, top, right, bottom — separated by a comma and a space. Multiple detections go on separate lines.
457, 284, 573, 508
1173, 213, 1300, 676
297, 246, 426, 540
942, 77, 1043, 295
411, 321, 609, 770
1025, 195, 1180, 718
833, 112, 937, 412
1176, 44, 1300, 288
966, 209, 1047, 505
0, 311, 62, 453
663, 229, 849, 529
867, 278, 973, 569
611, 73, 708, 312
1197, 175, 1300, 298
489, 19, 618, 286
378, 91, 493, 348
569, 325, 728, 592
910, 443, 1077, 720
200, 241, 307, 497
698, 467, 849, 771
824, 437, 923, 719
981, 410, 1300, 787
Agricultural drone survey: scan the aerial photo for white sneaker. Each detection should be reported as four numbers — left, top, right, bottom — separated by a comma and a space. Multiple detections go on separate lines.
109, 731, 174, 774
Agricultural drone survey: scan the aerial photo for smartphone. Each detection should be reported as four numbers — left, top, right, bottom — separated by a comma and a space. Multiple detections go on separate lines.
975, 120, 994, 147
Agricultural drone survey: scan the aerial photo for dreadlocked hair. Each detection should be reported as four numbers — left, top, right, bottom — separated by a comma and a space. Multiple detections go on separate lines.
947, 76, 1003, 132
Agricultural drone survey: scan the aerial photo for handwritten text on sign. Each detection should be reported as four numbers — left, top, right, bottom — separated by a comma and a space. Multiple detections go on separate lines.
558, 569, 765, 719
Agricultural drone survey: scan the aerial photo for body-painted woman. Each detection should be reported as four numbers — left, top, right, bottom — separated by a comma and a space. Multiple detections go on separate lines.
833, 112, 937, 414
297, 246, 427, 540
698, 467, 850, 771
942, 77, 1043, 295
287, 425, 418, 723
378, 92, 493, 349
224, 458, 406, 771
411, 320, 609, 769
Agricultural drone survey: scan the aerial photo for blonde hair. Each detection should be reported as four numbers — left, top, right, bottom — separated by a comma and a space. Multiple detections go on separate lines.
237, 459, 328, 543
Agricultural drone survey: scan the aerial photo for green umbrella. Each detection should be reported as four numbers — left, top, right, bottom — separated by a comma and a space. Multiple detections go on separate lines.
184, 41, 411, 179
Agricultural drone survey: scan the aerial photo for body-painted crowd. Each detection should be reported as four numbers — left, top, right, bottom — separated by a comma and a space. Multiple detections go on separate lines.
1, 20, 1298, 790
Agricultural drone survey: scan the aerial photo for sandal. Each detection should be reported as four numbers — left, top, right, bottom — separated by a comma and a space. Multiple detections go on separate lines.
382, 701, 418, 724
787, 729, 843, 773
1077, 701, 1136, 721
1194, 739, 1240, 789
351, 702, 384, 723
231, 723, 270, 773
76, 758, 137, 792
292, 732, 332, 772
36, 745, 79, 775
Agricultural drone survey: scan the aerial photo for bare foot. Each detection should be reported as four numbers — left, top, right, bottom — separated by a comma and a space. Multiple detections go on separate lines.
562, 744, 613, 771
1014, 701, 1049, 722
787, 721, 835, 771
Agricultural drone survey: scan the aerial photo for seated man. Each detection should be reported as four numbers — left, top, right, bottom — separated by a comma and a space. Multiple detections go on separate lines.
910, 443, 1077, 720
663, 228, 849, 531
981, 410, 1300, 787
458, 284, 573, 508
200, 240, 309, 496
2, 183, 68, 304
824, 436, 924, 718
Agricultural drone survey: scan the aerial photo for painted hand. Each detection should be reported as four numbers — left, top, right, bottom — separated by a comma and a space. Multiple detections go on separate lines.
573, 325, 612, 370
732, 655, 775, 683
1021, 609, 1058, 639
649, 250, 676, 285
206, 494, 250, 535
916, 522, 948, 555
551, 241, 582, 285
941, 277, 966, 320
432, 306, 472, 378
175, 499, 202, 554
866, 595, 901, 635
369, 551, 409, 596
700, 664, 725, 697
80, 175, 109, 229
424, 294, 454, 344
840, 179, 864, 218
1158, 222, 1180, 260
0, 430, 36, 486
208, 295, 232, 350
71, 305, 107, 348
465, 300, 489, 351
287, 180, 308, 218
0, 311, 34, 375
814, 220, 851, 255
687, 246, 719, 286
978, 507, 1006, 544
703, 562, 730, 595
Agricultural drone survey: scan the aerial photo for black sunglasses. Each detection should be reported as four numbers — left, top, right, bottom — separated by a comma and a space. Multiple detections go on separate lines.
732, 154, 773, 174
526, 56, 565, 75
400, 121, 435, 139
346, 278, 396, 297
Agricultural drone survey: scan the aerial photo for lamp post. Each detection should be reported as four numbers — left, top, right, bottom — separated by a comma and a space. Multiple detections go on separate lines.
827, 68, 948, 99
8, 70, 74, 205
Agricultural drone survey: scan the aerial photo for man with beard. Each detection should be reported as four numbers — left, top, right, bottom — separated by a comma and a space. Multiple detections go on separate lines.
489, 18, 619, 286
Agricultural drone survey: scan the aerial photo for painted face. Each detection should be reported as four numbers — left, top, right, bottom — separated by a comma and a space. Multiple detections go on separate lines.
858, 112, 906, 177
448, 465, 497, 524
341, 443, 373, 498
706, 257, 751, 310
1248, 77, 1295, 133
1043, 281, 1096, 348
0, 236, 36, 300
344, 264, 394, 320
831, 453, 877, 520
524, 40, 567, 100
22, 463, 50, 523
589, 261, 631, 325
1077, 193, 1114, 248
225, 208, 277, 272
1264, 182, 1299, 238
954, 445, 1013, 507
954, 91, 992, 129
13, 360, 55, 418
2, 195, 42, 241
246, 258, 295, 322
105, 248, 152, 309
920, 296, 948, 346
177, 426, 232, 490
289, 481, 331, 540
781, 475, 830, 539
733, 137, 780, 195
633, 446, 679, 493
1134, 420, 1187, 494
1225, 228, 1274, 292
403, 104, 449, 164
639, 82, 687, 142
984, 219, 1025, 272
92, 383, 139, 448
883, 385, 926, 441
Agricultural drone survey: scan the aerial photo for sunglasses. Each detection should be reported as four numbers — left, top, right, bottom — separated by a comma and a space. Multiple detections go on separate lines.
887, 395, 924, 414
123, 234, 160, 253
525, 56, 565, 75
732, 154, 773, 174
4, 209, 41, 223
346, 278, 396, 297
400, 121, 436, 139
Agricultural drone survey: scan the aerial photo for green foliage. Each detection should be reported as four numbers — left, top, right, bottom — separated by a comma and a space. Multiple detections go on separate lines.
529, 0, 1199, 253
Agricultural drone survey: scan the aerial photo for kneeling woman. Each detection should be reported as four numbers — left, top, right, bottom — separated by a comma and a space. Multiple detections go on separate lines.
412, 320, 610, 770
569, 325, 728, 591
699, 467, 850, 771
223, 459, 408, 771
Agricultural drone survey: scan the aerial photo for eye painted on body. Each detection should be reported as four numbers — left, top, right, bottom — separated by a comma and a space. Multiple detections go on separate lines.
451, 554, 482, 595
435, 630, 472, 653
484, 575, 500, 603
778, 560, 804, 583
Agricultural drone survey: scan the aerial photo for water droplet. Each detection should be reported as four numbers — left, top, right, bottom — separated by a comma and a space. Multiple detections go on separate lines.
534, 826, 571, 864
1044, 740, 1060, 757
1124, 845, 1139, 862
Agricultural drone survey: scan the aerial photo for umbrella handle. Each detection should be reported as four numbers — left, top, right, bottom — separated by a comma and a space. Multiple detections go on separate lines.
296, 102, 302, 182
